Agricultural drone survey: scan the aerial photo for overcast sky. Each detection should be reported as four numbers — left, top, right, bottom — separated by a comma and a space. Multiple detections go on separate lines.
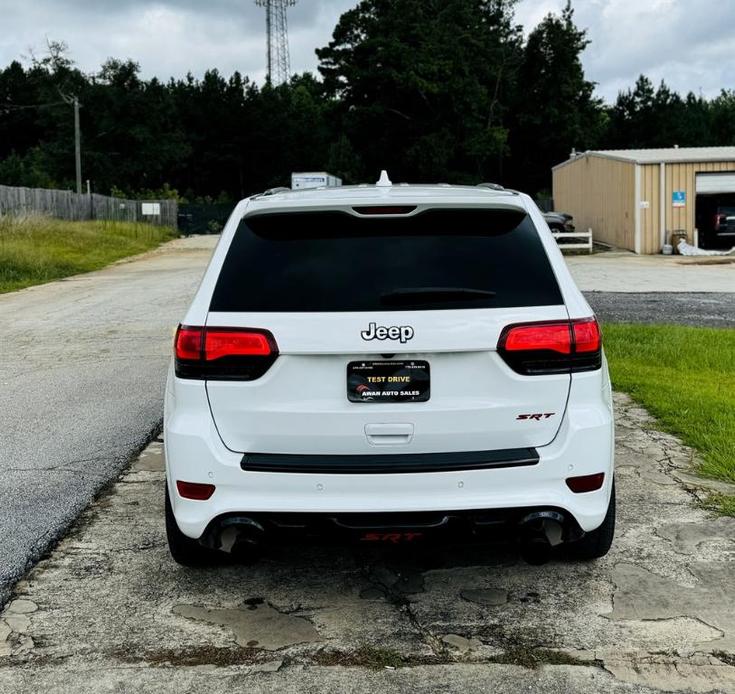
0, 0, 732, 103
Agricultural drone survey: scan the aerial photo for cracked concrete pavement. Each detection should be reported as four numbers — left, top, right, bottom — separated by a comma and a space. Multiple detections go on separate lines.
1, 393, 733, 693
565, 251, 735, 293
0, 235, 217, 608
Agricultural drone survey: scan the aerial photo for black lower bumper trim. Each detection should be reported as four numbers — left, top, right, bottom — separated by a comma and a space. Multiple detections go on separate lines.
199, 506, 584, 546
240, 447, 539, 474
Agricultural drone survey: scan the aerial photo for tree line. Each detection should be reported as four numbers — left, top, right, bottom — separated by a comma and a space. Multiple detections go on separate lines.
1, 0, 734, 201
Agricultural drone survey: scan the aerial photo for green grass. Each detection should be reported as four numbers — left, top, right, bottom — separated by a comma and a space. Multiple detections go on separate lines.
0, 214, 175, 293
701, 493, 735, 517
312, 646, 414, 669
603, 324, 735, 514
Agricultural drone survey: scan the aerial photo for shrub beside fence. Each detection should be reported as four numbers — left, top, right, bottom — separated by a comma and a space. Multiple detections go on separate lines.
0, 184, 177, 228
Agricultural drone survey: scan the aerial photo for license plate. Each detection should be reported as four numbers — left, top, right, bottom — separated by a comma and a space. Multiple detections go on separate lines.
347, 360, 430, 403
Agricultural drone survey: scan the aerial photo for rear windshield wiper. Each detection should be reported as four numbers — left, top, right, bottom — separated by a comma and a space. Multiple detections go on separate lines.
380, 287, 496, 306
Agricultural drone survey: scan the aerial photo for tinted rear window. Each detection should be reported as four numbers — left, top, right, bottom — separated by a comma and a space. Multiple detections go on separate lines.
210, 208, 562, 312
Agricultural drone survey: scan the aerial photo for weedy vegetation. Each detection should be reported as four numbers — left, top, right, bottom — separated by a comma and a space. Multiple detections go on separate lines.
604, 324, 735, 516
0, 214, 174, 293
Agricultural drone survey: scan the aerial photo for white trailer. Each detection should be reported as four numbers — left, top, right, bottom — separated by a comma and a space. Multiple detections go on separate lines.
291, 172, 342, 190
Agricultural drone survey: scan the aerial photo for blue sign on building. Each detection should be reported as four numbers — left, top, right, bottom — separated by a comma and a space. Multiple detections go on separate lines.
672, 190, 686, 207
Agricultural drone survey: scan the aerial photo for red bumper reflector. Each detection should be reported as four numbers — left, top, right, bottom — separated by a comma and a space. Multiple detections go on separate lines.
566, 473, 605, 493
176, 480, 216, 501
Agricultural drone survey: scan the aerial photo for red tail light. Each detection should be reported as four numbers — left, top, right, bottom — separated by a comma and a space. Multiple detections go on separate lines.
501, 322, 572, 354
175, 326, 203, 360
204, 329, 273, 360
176, 480, 216, 500
572, 319, 601, 353
566, 473, 605, 493
498, 318, 601, 375
175, 325, 278, 380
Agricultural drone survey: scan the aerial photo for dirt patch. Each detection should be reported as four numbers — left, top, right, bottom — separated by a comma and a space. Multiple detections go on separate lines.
677, 258, 735, 266
487, 646, 594, 669
311, 645, 436, 669
111, 645, 268, 668
713, 651, 735, 668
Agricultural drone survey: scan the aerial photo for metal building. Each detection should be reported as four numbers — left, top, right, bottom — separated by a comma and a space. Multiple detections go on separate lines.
552, 147, 735, 253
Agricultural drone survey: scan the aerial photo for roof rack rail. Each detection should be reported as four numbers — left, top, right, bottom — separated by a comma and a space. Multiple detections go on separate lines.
477, 182, 505, 191
261, 186, 291, 196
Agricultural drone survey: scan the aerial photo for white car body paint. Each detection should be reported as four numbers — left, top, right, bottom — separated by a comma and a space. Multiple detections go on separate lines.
165, 184, 613, 540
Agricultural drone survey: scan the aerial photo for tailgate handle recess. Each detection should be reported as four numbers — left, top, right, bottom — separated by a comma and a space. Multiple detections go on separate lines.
365, 423, 414, 446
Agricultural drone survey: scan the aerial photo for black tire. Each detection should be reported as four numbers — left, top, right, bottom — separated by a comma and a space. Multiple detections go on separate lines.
566, 483, 616, 561
165, 485, 222, 567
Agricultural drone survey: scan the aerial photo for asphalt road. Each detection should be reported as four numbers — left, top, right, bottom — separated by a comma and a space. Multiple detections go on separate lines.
0, 237, 215, 608
585, 291, 735, 327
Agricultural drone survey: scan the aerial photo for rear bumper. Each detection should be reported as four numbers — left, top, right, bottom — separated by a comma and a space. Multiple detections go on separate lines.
164, 368, 614, 538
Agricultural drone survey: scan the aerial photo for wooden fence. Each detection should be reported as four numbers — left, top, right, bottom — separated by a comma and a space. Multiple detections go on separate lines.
552, 228, 594, 253
0, 184, 177, 228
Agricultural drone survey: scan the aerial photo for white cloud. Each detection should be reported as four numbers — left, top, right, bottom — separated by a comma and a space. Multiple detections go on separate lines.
0, 0, 354, 84
518, 0, 735, 100
0, 0, 732, 101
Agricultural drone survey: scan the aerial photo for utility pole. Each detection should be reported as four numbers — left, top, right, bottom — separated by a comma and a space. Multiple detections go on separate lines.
59, 90, 83, 193
73, 97, 82, 195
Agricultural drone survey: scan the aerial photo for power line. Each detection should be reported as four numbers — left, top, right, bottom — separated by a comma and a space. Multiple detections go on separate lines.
0, 100, 68, 114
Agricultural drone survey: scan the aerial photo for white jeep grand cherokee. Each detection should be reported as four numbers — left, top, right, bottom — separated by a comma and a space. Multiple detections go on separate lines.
164, 175, 615, 566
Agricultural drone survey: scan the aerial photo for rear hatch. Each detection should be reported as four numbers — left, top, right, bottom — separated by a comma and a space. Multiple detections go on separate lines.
204, 206, 570, 455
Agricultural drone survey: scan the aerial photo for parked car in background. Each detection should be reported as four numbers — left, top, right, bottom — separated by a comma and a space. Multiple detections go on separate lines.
713, 206, 735, 241
543, 211, 575, 233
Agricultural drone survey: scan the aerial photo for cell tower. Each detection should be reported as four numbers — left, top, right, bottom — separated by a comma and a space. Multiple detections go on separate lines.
255, 0, 297, 85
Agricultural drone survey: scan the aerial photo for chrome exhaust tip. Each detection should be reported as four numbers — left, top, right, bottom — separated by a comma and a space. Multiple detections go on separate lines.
203, 516, 266, 561
518, 510, 566, 566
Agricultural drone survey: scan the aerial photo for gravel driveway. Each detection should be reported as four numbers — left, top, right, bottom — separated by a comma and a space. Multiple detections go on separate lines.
585, 292, 735, 327
566, 250, 735, 326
